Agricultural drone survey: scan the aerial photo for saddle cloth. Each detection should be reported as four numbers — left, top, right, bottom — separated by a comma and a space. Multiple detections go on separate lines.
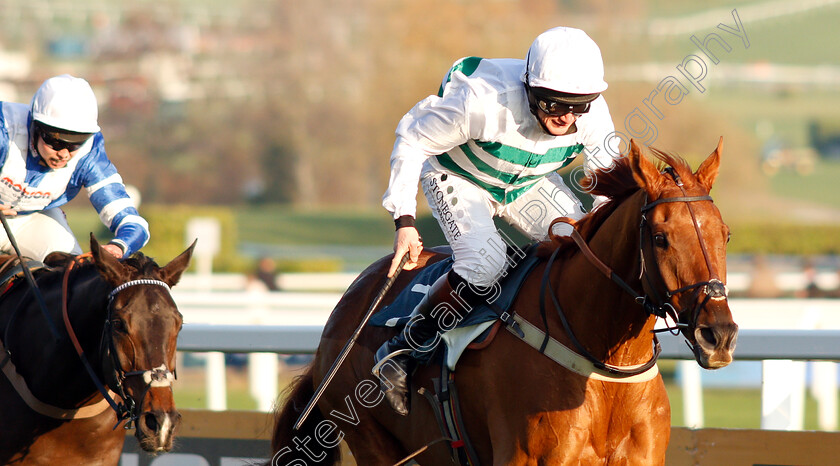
370, 246, 541, 370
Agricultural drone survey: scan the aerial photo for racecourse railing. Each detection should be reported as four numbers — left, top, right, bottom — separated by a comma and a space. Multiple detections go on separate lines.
173, 292, 840, 431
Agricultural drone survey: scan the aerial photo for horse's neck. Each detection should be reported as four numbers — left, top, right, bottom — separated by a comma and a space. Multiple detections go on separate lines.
587, 191, 646, 287
14, 268, 109, 406
561, 190, 654, 363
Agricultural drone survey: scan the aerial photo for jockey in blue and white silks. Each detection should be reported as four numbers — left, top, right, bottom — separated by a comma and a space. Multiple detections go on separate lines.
0, 74, 149, 261
374, 27, 622, 416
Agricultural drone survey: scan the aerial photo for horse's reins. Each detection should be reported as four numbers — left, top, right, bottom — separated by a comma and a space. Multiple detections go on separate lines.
539, 246, 661, 376
62, 254, 174, 429
543, 168, 726, 374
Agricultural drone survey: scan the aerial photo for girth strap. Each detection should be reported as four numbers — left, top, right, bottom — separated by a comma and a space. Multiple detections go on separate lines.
0, 337, 115, 419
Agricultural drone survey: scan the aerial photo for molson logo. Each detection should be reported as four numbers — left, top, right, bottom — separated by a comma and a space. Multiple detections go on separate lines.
0, 177, 52, 199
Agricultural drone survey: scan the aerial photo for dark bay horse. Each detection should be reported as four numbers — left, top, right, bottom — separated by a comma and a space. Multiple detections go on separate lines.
0, 235, 194, 465
271, 139, 738, 465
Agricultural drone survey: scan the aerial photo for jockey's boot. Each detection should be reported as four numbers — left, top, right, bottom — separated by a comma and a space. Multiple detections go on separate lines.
372, 271, 480, 416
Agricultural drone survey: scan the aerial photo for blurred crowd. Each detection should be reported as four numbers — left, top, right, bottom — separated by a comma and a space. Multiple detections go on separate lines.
740, 255, 840, 299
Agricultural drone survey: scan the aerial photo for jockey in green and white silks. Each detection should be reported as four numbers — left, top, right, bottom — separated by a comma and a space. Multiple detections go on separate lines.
383, 34, 619, 287
375, 27, 622, 416
0, 75, 149, 261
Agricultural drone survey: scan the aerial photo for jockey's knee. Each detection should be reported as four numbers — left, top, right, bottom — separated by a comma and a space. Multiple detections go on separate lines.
451, 233, 508, 288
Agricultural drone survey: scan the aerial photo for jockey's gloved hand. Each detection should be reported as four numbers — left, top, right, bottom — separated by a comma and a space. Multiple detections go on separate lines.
390, 216, 422, 277
0, 203, 18, 218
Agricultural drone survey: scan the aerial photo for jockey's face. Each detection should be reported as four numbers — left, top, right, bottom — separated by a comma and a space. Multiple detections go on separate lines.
37, 133, 84, 169
538, 110, 578, 136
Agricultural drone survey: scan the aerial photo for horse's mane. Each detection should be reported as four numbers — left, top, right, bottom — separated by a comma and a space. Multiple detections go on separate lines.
540, 148, 694, 258
42, 251, 160, 277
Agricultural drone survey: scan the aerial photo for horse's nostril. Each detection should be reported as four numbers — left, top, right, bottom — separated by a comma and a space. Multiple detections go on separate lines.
144, 413, 158, 432
699, 327, 717, 347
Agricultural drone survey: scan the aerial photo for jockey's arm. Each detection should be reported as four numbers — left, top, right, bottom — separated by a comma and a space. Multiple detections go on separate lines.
79, 140, 150, 257
383, 89, 474, 277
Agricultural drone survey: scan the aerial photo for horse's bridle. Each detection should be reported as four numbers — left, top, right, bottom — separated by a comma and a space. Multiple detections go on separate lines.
638, 167, 728, 339
62, 255, 176, 429
543, 168, 728, 374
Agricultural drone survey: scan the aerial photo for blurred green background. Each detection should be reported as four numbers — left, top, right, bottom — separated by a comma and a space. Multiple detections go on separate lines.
13, 0, 831, 271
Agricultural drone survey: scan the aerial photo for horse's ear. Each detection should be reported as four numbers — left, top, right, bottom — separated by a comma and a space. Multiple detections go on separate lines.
159, 239, 196, 287
695, 136, 723, 192
628, 139, 663, 197
90, 233, 125, 286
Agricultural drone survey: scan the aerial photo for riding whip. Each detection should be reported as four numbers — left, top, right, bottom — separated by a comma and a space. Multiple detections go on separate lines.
293, 252, 410, 431
0, 210, 61, 339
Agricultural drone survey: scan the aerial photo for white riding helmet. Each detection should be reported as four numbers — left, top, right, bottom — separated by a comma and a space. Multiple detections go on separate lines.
30, 74, 101, 134
521, 27, 608, 96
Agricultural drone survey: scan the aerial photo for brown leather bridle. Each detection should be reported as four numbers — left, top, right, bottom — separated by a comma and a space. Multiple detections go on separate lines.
61, 254, 175, 429
543, 168, 728, 374
638, 167, 728, 338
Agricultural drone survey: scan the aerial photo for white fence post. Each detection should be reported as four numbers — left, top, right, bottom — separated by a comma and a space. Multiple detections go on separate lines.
206, 352, 227, 411
248, 352, 279, 412
811, 362, 838, 430
680, 360, 704, 428
761, 359, 806, 430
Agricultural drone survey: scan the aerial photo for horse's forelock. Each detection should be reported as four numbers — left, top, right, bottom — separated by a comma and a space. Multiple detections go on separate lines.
647, 147, 699, 190
122, 253, 161, 277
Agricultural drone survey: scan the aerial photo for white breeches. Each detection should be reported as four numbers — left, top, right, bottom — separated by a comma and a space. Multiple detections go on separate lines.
0, 208, 82, 261
421, 166, 585, 287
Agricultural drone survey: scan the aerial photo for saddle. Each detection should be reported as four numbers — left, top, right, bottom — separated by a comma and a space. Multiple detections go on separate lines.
0, 252, 73, 296
370, 245, 541, 370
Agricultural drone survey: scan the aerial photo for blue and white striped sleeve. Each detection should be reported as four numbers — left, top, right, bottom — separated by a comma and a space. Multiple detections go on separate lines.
79, 137, 150, 256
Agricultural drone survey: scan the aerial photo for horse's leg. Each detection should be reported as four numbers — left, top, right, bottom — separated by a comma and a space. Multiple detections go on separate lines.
607, 378, 671, 465
456, 331, 598, 466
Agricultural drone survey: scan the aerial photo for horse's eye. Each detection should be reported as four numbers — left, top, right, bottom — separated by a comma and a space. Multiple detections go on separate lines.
726, 232, 731, 243
654, 233, 668, 248
111, 319, 127, 333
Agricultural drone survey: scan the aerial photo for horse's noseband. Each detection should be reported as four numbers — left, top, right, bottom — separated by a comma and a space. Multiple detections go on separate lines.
703, 278, 728, 301
143, 364, 176, 387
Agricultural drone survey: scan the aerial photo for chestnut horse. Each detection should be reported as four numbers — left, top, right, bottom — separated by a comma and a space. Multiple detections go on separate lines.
0, 235, 194, 465
271, 139, 738, 465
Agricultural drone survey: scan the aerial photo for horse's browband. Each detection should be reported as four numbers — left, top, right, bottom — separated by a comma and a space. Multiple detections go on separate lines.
640, 195, 713, 212
108, 279, 171, 300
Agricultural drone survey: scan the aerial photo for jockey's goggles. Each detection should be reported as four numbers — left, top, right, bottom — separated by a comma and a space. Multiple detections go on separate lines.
535, 98, 591, 117
36, 123, 92, 152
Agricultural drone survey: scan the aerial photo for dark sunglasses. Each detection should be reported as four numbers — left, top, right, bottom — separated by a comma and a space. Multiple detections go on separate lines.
536, 99, 591, 117
39, 129, 87, 152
